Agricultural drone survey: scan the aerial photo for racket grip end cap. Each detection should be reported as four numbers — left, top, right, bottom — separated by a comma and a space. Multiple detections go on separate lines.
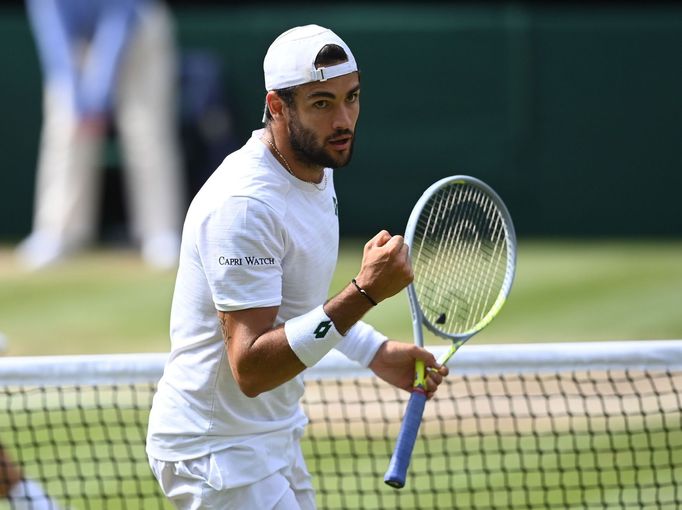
384, 478, 405, 489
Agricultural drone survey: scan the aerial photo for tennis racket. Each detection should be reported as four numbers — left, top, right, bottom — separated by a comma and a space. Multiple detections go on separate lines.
384, 175, 517, 489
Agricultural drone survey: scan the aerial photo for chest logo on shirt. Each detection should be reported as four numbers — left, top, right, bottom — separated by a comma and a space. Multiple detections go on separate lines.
218, 256, 276, 266
333, 196, 338, 216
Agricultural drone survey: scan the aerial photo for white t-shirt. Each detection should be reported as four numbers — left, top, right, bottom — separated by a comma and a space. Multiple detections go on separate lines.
147, 130, 385, 481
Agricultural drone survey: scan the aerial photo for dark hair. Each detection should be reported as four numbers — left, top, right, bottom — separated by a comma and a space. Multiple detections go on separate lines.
263, 44, 349, 124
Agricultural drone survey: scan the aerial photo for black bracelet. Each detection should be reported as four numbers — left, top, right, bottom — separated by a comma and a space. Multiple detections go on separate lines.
351, 278, 378, 306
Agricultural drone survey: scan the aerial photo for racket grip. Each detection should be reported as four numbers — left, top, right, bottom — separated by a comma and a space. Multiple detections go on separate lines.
384, 389, 428, 489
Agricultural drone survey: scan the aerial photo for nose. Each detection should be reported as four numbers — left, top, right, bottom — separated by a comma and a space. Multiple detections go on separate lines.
332, 103, 355, 131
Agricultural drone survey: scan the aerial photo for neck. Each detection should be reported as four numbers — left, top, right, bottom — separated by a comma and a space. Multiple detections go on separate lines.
262, 127, 326, 186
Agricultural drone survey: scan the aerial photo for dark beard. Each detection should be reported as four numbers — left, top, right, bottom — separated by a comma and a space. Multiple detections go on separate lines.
287, 113, 354, 169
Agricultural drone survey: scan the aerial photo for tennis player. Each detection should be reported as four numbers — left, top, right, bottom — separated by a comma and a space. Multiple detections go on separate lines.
146, 25, 448, 509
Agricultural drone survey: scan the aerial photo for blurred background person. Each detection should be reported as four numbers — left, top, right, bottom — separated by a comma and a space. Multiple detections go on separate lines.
1, 334, 61, 509
17, 0, 184, 270
1, 443, 62, 510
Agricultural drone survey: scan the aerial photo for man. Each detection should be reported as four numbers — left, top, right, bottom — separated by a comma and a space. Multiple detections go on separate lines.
147, 25, 448, 509
18, 0, 184, 270
0, 446, 63, 510
1, 336, 61, 509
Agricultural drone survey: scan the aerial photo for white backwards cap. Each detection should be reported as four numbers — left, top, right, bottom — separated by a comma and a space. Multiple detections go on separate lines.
263, 24, 358, 91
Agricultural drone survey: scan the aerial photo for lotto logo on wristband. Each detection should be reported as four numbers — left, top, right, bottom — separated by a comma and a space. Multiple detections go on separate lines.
285, 306, 342, 367
314, 321, 332, 338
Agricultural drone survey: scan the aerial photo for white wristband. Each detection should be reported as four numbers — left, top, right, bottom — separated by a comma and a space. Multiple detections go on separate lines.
335, 321, 388, 367
284, 305, 343, 367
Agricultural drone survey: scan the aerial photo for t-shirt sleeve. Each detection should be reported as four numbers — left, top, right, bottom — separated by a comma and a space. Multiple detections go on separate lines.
197, 196, 284, 312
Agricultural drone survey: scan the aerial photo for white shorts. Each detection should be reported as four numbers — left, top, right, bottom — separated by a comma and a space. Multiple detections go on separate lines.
149, 443, 316, 510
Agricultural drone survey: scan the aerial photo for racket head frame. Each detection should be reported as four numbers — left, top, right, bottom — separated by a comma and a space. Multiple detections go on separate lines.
404, 174, 517, 350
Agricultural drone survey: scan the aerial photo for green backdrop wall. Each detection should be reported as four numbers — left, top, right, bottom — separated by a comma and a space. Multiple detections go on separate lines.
1, 3, 680, 239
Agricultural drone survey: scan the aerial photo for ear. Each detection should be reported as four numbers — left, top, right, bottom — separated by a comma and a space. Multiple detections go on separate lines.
265, 91, 285, 120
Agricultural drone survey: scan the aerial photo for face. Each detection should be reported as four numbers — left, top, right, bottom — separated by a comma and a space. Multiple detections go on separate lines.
285, 72, 360, 169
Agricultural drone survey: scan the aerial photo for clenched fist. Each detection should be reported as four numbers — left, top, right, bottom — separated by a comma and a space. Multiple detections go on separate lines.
354, 230, 413, 304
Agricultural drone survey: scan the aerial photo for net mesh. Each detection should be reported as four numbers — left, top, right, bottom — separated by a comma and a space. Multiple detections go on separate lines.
1, 342, 681, 510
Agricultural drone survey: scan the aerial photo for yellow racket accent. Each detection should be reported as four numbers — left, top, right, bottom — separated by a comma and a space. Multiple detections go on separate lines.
413, 359, 426, 390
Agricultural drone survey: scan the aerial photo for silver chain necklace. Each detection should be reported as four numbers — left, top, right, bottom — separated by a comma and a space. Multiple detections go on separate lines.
264, 136, 328, 191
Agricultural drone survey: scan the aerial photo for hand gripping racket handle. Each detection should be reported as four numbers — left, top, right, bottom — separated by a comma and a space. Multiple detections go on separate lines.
383, 388, 427, 488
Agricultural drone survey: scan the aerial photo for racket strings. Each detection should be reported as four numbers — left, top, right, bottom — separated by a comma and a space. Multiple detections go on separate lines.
412, 183, 510, 335
466, 190, 507, 324
457, 187, 507, 327
444, 185, 501, 329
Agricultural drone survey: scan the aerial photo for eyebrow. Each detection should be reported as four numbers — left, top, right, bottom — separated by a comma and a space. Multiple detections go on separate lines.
305, 84, 361, 100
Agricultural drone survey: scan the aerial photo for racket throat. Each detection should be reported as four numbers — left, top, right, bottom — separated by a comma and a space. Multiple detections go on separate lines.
437, 341, 463, 367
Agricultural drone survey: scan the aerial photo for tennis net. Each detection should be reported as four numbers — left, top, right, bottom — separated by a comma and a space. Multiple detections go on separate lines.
1, 340, 681, 509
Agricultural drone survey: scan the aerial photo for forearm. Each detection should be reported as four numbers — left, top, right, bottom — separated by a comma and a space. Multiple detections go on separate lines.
220, 309, 304, 397
26, 0, 77, 91
80, 1, 139, 115
0, 446, 22, 497
323, 280, 376, 335
224, 285, 377, 396
233, 326, 306, 397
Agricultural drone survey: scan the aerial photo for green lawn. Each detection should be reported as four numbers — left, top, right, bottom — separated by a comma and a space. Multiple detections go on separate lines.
1, 401, 677, 509
304, 428, 682, 510
1, 240, 680, 509
0, 239, 681, 356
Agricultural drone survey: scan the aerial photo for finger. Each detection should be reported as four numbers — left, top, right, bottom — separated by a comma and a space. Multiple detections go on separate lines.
367, 230, 392, 248
383, 234, 406, 252
413, 347, 439, 369
426, 364, 449, 377
425, 371, 445, 400
426, 371, 443, 388
400, 242, 410, 258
